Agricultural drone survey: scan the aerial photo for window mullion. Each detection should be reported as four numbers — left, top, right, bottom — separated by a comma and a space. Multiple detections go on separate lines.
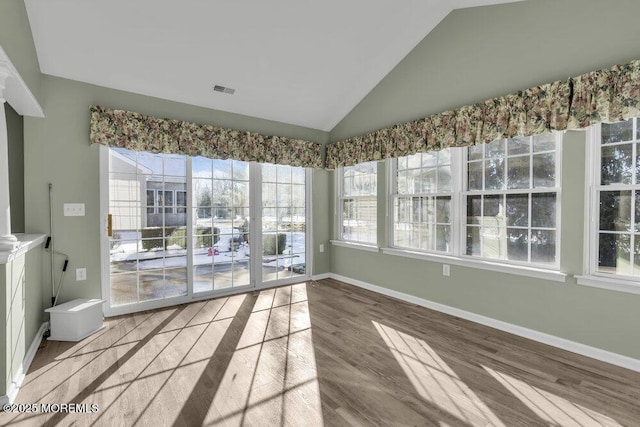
186, 157, 193, 297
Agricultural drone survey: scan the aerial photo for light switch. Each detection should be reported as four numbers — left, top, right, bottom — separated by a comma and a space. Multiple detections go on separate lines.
76, 268, 87, 281
64, 203, 85, 216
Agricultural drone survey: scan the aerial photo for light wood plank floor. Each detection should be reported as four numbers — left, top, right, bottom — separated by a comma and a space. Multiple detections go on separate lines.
2, 278, 639, 426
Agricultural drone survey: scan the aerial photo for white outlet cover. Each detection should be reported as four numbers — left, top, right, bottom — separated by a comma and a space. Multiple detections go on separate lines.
76, 268, 87, 281
64, 203, 85, 216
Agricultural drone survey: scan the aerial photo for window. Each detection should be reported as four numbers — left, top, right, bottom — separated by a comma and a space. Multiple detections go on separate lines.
589, 119, 640, 280
392, 150, 453, 252
338, 161, 378, 245
106, 147, 310, 314
388, 133, 560, 268
465, 135, 559, 266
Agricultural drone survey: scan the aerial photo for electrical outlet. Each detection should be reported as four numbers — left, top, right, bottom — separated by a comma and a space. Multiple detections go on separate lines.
319, 244, 324, 253
442, 264, 450, 277
76, 268, 87, 281
64, 203, 85, 216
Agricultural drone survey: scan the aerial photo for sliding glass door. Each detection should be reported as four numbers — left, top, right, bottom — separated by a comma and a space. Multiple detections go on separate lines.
103, 146, 310, 315
192, 157, 251, 293
261, 164, 307, 284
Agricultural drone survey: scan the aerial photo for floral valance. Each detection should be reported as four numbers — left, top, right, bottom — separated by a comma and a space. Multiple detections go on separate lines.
327, 59, 640, 169
89, 106, 324, 168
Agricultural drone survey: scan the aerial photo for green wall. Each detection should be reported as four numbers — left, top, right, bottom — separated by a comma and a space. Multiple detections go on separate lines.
330, 131, 640, 359
331, 0, 640, 141
0, 0, 41, 104
6, 104, 25, 234
24, 75, 331, 306
328, 0, 640, 359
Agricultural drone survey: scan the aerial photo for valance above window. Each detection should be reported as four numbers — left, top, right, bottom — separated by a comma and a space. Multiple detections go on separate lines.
89, 106, 324, 168
327, 59, 640, 169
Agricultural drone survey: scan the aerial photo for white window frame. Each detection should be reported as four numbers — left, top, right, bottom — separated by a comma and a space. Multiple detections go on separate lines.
388, 148, 463, 255
577, 121, 640, 294
100, 146, 313, 316
384, 133, 564, 279
334, 162, 378, 247
460, 134, 562, 270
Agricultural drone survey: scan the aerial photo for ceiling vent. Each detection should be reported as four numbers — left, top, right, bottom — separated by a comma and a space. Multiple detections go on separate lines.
213, 85, 235, 95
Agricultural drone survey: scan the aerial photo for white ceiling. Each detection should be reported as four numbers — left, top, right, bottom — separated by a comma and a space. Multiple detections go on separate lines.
24, 0, 521, 131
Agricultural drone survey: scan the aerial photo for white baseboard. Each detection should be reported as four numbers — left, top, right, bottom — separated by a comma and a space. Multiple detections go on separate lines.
325, 273, 640, 373
311, 273, 331, 281
0, 322, 49, 405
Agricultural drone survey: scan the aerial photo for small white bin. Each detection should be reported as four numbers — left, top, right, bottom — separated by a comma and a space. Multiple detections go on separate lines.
45, 299, 105, 341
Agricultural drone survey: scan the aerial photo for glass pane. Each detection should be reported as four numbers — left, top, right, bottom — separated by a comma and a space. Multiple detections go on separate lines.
263, 208, 277, 232
164, 268, 188, 298
420, 168, 439, 193
466, 226, 481, 256
407, 153, 423, 169
212, 159, 232, 179
110, 273, 138, 306
468, 161, 483, 191
436, 198, 450, 224
110, 203, 141, 232
438, 165, 452, 192
397, 156, 408, 170
232, 261, 251, 287
277, 183, 292, 207
531, 230, 555, 264
599, 191, 632, 232
262, 163, 277, 182
263, 183, 277, 207
192, 156, 212, 178
233, 182, 249, 207
636, 191, 640, 232
193, 179, 212, 206
598, 233, 631, 275
435, 225, 450, 252
601, 144, 633, 185
292, 167, 305, 184
137, 152, 163, 176
233, 160, 249, 181
110, 240, 139, 275
635, 235, 640, 276
533, 153, 556, 188
486, 139, 505, 158
467, 195, 482, 225
507, 228, 528, 261
193, 264, 213, 293
531, 193, 556, 228
506, 194, 528, 227
507, 156, 530, 189
637, 143, 640, 182
468, 144, 483, 161
601, 119, 633, 144
292, 184, 305, 207
163, 155, 186, 177
485, 157, 505, 190
422, 152, 438, 168
138, 269, 165, 302
396, 197, 411, 225
508, 136, 530, 155
438, 149, 451, 165
533, 133, 556, 152
277, 165, 292, 183
396, 170, 408, 194
483, 195, 502, 218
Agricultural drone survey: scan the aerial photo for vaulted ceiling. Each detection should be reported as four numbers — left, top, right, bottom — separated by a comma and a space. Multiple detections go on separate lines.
24, 0, 521, 131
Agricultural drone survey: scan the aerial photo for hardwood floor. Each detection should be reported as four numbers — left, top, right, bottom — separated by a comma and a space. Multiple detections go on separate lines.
2, 278, 639, 426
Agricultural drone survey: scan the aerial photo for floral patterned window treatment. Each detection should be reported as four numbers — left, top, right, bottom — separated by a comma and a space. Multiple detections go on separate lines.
89, 106, 324, 168
327, 59, 640, 169
89, 60, 640, 170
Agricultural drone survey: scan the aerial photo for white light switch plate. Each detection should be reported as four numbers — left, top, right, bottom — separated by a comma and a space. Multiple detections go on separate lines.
76, 268, 86, 281
64, 203, 85, 216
